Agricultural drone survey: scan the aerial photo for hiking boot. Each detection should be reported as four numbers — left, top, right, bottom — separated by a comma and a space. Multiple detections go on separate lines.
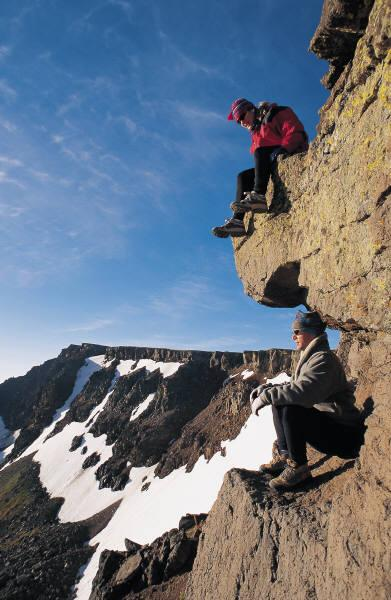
269, 459, 312, 491
230, 191, 268, 213
211, 217, 246, 238
259, 453, 288, 475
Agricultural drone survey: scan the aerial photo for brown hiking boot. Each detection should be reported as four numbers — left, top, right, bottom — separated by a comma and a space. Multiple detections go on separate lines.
259, 453, 288, 475
269, 459, 312, 491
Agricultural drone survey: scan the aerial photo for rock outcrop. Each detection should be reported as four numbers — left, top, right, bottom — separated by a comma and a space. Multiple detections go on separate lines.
0, 456, 94, 600
234, 0, 390, 333
187, 1, 390, 598
90, 514, 207, 600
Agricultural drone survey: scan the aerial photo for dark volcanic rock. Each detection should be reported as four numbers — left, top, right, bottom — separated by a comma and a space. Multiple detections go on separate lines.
104, 346, 244, 371
124, 540, 142, 554
90, 516, 204, 600
0, 456, 93, 600
69, 434, 84, 451
82, 451, 101, 469
310, 0, 375, 87
90, 368, 161, 444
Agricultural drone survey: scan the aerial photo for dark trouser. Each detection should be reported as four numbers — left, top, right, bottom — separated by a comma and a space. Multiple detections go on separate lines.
272, 405, 366, 465
234, 146, 279, 220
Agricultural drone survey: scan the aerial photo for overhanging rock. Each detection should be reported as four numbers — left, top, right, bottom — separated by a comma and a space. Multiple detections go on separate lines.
232, 0, 390, 333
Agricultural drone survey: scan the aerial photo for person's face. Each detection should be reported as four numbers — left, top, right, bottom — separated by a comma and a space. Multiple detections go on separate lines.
238, 110, 255, 129
292, 329, 316, 351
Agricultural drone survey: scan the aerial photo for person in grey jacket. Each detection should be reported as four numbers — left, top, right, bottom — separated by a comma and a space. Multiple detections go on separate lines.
250, 311, 365, 490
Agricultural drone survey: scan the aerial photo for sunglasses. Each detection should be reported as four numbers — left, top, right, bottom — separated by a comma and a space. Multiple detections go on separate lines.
236, 112, 247, 124
292, 329, 303, 335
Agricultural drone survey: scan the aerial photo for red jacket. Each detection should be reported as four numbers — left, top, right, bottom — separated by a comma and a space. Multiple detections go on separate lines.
250, 104, 308, 154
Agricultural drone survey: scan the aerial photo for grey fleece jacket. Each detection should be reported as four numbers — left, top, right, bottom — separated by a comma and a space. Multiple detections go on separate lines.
260, 334, 362, 424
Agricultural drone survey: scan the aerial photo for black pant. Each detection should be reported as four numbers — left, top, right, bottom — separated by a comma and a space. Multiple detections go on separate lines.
234, 146, 279, 219
272, 405, 365, 465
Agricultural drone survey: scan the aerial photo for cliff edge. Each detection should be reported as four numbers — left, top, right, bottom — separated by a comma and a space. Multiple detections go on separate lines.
187, 1, 390, 598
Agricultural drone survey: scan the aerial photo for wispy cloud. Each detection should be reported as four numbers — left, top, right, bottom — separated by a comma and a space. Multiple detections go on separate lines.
0, 46, 11, 61
0, 203, 26, 218
0, 156, 23, 167
60, 318, 116, 333
0, 79, 17, 99
0, 118, 17, 132
70, 0, 133, 33
118, 115, 137, 134
28, 169, 51, 182
57, 93, 82, 116
149, 275, 232, 319
10, 1, 42, 29
52, 134, 65, 144
158, 30, 232, 82
174, 103, 224, 124
108, 0, 133, 20
0, 171, 25, 189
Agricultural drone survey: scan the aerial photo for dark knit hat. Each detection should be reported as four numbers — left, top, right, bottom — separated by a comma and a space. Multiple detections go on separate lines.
227, 98, 255, 122
292, 311, 326, 335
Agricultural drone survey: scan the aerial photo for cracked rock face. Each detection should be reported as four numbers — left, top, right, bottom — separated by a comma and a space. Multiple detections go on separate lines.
187, 464, 391, 600
233, 0, 390, 334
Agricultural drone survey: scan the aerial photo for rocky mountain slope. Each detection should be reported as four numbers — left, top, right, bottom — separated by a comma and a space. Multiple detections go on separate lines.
187, 0, 390, 598
0, 344, 293, 599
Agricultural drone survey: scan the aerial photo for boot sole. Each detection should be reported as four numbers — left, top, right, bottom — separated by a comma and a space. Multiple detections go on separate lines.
259, 466, 285, 475
211, 229, 246, 238
269, 473, 313, 491
230, 204, 268, 213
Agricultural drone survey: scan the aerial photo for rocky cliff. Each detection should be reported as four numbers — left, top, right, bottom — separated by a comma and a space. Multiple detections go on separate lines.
187, 0, 390, 598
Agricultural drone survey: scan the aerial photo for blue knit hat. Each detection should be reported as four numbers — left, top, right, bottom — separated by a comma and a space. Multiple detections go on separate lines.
227, 98, 255, 122
292, 311, 326, 335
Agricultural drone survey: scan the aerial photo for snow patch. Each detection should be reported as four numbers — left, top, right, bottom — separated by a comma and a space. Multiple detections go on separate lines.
135, 359, 182, 378
129, 393, 155, 422
115, 359, 136, 377
241, 369, 254, 380
267, 372, 291, 384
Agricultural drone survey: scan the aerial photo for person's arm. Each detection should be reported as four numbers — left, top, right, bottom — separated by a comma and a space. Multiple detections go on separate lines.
260, 352, 341, 408
277, 108, 307, 153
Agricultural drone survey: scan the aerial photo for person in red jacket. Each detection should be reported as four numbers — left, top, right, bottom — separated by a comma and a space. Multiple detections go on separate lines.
212, 98, 309, 238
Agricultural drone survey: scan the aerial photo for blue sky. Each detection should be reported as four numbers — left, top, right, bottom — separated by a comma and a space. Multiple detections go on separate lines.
0, 0, 338, 381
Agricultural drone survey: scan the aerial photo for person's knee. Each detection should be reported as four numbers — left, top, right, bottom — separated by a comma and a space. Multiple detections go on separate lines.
281, 404, 307, 426
237, 168, 253, 181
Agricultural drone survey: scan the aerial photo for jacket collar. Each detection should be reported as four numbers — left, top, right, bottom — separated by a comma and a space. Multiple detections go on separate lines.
294, 333, 330, 378
253, 103, 278, 130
